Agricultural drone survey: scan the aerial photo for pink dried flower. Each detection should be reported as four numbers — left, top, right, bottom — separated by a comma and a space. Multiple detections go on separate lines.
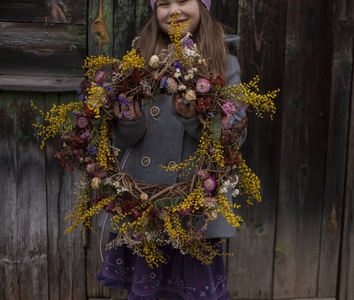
85, 162, 96, 175
196, 78, 211, 93
197, 169, 209, 179
222, 101, 236, 115
203, 176, 217, 192
94, 70, 106, 84
130, 208, 142, 220
76, 116, 89, 128
166, 78, 178, 93
203, 196, 217, 208
221, 115, 234, 129
179, 205, 193, 216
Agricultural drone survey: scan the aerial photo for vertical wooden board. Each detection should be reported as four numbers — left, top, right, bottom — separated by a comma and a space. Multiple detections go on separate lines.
274, 0, 334, 298
15, 92, 48, 299
210, 0, 238, 32
0, 91, 21, 300
44, 93, 61, 300
113, 0, 138, 59
89, 0, 114, 57
56, 93, 87, 300
226, 0, 287, 298
86, 212, 111, 298
338, 25, 354, 300
318, 0, 354, 296
44, 92, 86, 300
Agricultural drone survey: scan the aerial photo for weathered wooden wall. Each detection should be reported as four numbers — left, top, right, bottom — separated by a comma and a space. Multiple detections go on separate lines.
0, 0, 353, 299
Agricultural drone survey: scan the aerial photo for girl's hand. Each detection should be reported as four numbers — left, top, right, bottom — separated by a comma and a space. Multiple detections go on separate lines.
172, 93, 197, 119
114, 101, 142, 121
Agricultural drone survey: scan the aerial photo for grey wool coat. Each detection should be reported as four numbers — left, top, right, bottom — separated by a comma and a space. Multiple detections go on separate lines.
101, 35, 246, 239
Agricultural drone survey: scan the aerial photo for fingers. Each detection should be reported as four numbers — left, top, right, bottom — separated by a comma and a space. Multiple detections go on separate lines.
172, 94, 197, 119
134, 101, 143, 119
114, 101, 142, 121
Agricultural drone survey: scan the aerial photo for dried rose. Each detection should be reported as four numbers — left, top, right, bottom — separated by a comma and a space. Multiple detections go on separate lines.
222, 101, 236, 115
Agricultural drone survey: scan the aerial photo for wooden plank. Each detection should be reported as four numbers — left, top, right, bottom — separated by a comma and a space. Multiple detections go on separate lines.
338, 9, 354, 299
227, 0, 287, 298
15, 92, 49, 299
44, 92, 86, 300
0, 91, 21, 299
0, 0, 86, 24
274, 0, 335, 298
0, 22, 85, 91
0, 75, 83, 92
113, 0, 148, 59
318, 0, 354, 296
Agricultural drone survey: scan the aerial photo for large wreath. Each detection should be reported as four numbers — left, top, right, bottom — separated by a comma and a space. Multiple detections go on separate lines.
33, 17, 278, 268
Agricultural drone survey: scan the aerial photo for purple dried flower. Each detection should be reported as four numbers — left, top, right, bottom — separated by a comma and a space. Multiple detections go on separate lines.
237, 104, 248, 112
182, 37, 194, 48
80, 132, 91, 139
72, 110, 81, 116
203, 176, 217, 192
76, 116, 89, 128
94, 70, 106, 84
174, 61, 183, 71
87, 145, 98, 155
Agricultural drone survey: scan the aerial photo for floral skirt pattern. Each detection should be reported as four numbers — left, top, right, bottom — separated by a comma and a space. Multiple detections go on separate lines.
95, 233, 231, 300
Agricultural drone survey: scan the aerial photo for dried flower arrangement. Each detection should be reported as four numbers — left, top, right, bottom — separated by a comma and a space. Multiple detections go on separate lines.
32, 16, 278, 268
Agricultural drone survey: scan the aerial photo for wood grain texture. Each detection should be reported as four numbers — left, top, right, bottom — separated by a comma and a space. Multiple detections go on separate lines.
88, 0, 114, 57
0, 91, 21, 300
0, 0, 86, 24
338, 6, 354, 297
15, 92, 48, 299
274, 0, 334, 298
318, 0, 354, 296
226, 0, 286, 298
45, 93, 86, 300
0, 22, 85, 91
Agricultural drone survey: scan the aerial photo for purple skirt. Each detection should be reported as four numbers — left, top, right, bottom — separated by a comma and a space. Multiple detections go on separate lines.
95, 233, 231, 300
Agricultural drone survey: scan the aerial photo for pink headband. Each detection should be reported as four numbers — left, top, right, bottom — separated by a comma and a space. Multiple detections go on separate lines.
150, 0, 211, 11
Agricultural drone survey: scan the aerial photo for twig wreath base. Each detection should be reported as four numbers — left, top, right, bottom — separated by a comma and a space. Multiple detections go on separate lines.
32, 16, 278, 268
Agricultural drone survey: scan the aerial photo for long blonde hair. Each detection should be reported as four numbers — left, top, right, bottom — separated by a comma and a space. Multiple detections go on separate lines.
137, 1, 228, 78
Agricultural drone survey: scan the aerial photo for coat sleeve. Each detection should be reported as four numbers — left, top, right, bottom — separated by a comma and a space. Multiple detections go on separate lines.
176, 54, 247, 146
113, 112, 146, 148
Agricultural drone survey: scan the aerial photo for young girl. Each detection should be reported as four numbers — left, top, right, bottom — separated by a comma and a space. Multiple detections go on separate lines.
95, 0, 246, 299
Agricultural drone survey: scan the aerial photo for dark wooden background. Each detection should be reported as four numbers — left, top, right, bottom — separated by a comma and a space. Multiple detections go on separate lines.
0, 0, 353, 299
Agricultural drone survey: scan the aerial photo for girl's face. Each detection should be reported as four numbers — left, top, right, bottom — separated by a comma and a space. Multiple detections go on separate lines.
156, 0, 201, 36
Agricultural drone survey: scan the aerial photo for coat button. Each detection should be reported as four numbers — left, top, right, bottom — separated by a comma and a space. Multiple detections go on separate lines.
150, 106, 160, 117
141, 156, 151, 167
168, 161, 177, 170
